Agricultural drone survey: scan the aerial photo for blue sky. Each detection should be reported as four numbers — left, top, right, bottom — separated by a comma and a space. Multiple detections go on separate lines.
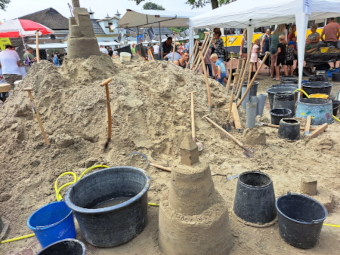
0, 0, 212, 21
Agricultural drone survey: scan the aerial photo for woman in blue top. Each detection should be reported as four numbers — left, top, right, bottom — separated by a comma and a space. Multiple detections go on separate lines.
261, 28, 271, 54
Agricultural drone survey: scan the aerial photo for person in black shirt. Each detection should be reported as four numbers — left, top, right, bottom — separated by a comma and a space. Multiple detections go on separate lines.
275, 35, 288, 80
162, 37, 172, 58
107, 47, 113, 57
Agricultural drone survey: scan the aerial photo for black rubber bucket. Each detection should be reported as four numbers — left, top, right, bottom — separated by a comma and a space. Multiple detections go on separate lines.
233, 171, 276, 226
65, 167, 151, 248
239, 81, 259, 99
266, 84, 298, 109
270, 108, 292, 125
332, 100, 340, 116
278, 118, 300, 140
280, 76, 298, 84
273, 92, 295, 116
36, 239, 86, 255
302, 82, 333, 98
116, 45, 132, 56
309, 74, 329, 82
276, 193, 328, 249
332, 72, 340, 82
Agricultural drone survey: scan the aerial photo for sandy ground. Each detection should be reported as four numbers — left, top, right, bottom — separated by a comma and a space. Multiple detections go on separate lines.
1, 57, 340, 255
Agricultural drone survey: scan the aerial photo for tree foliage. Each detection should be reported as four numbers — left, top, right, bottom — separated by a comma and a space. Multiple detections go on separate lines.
0, 0, 10, 11
142, 2, 165, 10
186, 0, 235, 9
130, 0, 236, 10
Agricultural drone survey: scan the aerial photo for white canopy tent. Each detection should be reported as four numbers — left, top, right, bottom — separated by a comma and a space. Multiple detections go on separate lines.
189, 0, 340, 90
118, 9, 202, 28
119, 9, 202, 57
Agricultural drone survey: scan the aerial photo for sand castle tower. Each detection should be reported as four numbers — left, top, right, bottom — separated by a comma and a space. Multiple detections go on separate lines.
159, 133, 232, 255
67, 0, 101, 59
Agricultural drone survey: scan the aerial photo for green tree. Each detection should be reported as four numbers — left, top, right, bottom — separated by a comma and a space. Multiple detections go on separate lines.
131, 0, 235, 10
186, 0, 234, 9
142, 2, 165, 10
0, 0, 10, 10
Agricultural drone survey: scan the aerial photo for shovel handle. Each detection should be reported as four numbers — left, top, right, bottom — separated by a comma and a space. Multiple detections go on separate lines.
101, 78, 112, 86
150, 163, 171, 172
203, 116, 243, 148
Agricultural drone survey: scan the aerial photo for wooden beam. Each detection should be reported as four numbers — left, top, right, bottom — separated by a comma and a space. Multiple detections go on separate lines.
232, 102, 242, 130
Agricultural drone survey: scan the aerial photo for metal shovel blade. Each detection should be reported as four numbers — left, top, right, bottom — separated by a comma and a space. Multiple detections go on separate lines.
242, 146, 255, 158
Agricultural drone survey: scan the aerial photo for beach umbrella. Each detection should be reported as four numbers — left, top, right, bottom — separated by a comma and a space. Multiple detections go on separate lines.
0, 19, 54, 62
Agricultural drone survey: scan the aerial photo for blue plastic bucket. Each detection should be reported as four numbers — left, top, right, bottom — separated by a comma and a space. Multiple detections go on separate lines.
27, 201, 76, 248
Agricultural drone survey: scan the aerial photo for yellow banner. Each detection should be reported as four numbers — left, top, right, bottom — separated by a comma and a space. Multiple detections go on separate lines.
0, 38, 11, 51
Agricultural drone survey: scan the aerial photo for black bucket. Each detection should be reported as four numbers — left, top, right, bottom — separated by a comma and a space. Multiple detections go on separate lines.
332, 72, 340, 82
273, 92, 295, 116
332, 100, 340, 116
65, 167, 151, 248
276, 193, 328, 249
233, 171, 276, 226
302, 82, 333, 98
239, 81, 259, 99
36, 239, 86, 255
278, 118, 300, 140
309, 74, 329, 82
266, 84, 298, 109
116, 45, 132, 56
270, 108, 292, 125
280, 76, 298, 84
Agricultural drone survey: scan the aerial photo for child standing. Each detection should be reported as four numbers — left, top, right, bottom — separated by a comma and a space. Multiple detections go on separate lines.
250, 39, 260, 72
286, 41, 296, 76
210, 53, 226, 86
275, 35, 288, 80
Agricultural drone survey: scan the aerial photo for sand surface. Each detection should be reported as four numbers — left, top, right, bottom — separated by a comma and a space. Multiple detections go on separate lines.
0, 56, 339, 255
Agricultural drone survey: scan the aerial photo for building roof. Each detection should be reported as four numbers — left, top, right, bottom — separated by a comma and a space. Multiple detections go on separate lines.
18, 8, 69, 30
91, 19, 106, 34
127, 27, 172, 36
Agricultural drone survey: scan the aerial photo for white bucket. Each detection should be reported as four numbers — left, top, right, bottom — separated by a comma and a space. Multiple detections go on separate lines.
120, 52, 131, 62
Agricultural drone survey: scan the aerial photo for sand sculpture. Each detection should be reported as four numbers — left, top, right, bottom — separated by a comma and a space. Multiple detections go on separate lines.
67, 0, 101, 59
159, 133, 233, 255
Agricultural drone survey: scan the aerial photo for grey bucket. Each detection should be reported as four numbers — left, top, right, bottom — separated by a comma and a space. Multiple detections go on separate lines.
266, 84, 298, 109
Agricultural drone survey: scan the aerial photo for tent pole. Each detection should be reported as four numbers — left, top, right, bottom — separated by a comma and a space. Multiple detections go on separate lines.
295, 13, 309, 97
159, 22, 162, 60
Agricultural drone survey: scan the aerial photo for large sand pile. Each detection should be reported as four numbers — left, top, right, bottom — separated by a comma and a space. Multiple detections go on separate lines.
1, 55, 340, 255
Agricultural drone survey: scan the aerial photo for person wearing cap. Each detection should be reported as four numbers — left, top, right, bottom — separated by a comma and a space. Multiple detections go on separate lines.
23, 47, 37, 72
286, 41, 296, 76
0, 45, 22, 90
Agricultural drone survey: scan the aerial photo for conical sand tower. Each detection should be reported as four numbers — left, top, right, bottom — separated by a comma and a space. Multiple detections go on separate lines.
67, 0, 101, 59
159, 133, 232, 255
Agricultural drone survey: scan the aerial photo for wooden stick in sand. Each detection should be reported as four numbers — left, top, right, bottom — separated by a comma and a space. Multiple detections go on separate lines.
24, 87, 49, 145
235, 53, 251, 101
199, 50, 212, 111
304, 115, 312, 136
192, 32, 210, 70
35, 30, 40, 63
172, 32, 177, 62
225, 52, 234, 96
307, 123, 328, 140
195, 33, 213, 72
237, 52, 270, 108
188, 39, 199, 68
100, 78, 113, 148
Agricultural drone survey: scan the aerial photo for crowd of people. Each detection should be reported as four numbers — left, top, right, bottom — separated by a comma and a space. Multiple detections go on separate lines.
238, 18, 340, 81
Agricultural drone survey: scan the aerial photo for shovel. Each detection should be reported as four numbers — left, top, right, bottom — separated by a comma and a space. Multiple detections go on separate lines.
100, 78, 113, 149
203, 115, 254, 158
